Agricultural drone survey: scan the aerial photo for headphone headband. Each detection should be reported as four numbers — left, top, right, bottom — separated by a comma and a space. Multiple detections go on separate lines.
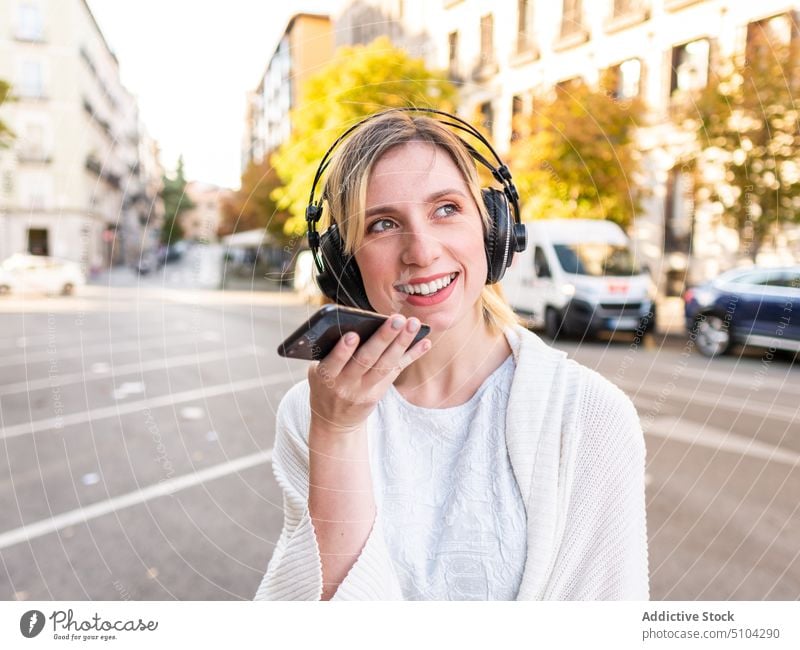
306, 108, 522, 273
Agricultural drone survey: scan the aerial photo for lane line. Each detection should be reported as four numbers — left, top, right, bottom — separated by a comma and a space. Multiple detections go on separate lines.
0, 449, 273, 551
0, 335, 215, 368
644, 416, 800, 467
0, 345, 268, 395
618, 379, 798, 424
0, 370, 298, 440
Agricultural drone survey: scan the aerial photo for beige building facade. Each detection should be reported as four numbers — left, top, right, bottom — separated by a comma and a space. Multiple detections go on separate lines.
242, 13, 334, 170
336, 0, 800, 292
0, 0, 163, 272
180, 181, 230, 243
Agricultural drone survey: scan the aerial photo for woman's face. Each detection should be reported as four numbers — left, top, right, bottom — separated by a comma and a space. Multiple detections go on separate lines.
353, 141, 487, 333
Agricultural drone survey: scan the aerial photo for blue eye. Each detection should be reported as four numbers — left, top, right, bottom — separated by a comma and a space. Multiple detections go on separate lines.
435, 203, 458, 218
368, 218, 396, 234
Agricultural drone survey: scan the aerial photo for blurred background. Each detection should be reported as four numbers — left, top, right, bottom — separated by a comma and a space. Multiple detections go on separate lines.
0, 0, 798, 601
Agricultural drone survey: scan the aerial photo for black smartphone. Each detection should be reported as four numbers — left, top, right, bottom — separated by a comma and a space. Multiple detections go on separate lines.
277, 304, 431, 361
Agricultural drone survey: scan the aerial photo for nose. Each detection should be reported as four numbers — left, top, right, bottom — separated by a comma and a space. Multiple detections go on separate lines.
399, 225, 442, 268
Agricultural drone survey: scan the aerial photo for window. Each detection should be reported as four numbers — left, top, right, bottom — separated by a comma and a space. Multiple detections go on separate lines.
517, 0, 535, 53
448, 30, 459, 74
746, 13, 794, 64
612, 0, 647, 18
16, 3, 43, 41
478, 101, 493, 133
19, 60, 44, 97
670, 39, 709, 96
534, 247, 551, 278
511, 95, 523, 142
606, 58, 642, 100
560, 0, 584, 38
664, 167, 693, 254
28, 229, 49, 255
479, 14, 494, 66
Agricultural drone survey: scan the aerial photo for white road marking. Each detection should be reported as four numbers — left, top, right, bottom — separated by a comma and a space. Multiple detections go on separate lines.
0, 335, 215, 368
618, 379, 799, 424
0, 371, 297, 440
644, 416, 800, 467
0, 346, 267, 395
0, 448, 273, 550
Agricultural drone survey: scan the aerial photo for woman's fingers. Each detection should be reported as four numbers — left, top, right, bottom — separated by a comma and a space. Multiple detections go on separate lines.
342, 314, 408, 377
364, 316, 426, 380
313, 330, 360, 380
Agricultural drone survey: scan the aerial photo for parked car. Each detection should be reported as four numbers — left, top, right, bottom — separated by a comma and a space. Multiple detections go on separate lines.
0, 253, 86, 295
292, 249, 322, 302
501, 219, 657, 339
683, 265, 800, 358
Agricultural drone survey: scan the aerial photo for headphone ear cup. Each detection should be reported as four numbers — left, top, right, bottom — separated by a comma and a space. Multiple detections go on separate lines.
316, 225, 374, 311
481, 188, 513, 284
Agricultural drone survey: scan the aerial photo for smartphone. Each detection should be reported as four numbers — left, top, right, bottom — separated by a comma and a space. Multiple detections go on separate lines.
277, 304, 431, 361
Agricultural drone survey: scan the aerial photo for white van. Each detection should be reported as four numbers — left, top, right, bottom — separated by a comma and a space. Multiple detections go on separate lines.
501, 219, 657, 339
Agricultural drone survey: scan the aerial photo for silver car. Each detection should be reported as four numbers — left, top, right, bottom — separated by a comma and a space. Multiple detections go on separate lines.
0, 254, 85, 296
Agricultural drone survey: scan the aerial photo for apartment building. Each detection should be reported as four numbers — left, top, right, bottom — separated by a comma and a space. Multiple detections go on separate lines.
180, 181, 230, 243
242, 13, 334, 170
335, 0, 800, 290
0, 0, 163, 271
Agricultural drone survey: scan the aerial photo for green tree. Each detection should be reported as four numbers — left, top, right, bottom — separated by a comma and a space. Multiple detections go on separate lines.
271, 36, 457, 237
218, 154, 289, 241
160, 155, 194, 245
678, 31, 800, 260
509, 77, 646, 228
0, 80, 15, 147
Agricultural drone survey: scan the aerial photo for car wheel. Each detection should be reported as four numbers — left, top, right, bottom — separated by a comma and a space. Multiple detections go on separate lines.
61, 283, 74, 296
693, 314, 732, 357
545, 307, 562, 340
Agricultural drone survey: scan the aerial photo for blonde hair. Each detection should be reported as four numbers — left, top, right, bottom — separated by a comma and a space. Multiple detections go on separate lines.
320, 111, 523, 334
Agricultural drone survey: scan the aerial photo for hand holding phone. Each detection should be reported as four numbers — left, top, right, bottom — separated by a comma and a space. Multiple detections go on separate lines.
290, 305, 431, 440
277, 304, 430, 361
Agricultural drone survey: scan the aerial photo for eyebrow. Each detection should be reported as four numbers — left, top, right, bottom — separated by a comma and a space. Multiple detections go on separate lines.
365, 189, 468, 218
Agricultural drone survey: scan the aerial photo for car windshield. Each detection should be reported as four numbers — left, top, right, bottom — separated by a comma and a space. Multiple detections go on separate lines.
553, 243, 641, 277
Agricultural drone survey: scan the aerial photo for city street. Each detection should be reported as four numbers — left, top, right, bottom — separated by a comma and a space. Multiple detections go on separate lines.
0, 251, 798, 600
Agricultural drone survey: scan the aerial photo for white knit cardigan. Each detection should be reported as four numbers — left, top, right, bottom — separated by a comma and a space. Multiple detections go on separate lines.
255, 325, 650, 600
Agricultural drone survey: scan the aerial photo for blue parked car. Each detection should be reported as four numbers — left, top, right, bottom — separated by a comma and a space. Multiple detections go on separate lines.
683, 266, 800, 358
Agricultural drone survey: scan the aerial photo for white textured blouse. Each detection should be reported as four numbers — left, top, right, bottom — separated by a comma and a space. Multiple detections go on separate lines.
376, 353, 526, 600
255, 325, 650, 601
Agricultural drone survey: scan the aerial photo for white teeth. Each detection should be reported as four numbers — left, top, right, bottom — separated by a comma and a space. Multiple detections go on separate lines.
397, 272, 457, 295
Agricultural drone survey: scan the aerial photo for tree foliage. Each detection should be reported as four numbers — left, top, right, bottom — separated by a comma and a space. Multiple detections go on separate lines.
160, 155, 194, 244
678, 31, 800, 259
508, 77, 646, 228
0, 80, 14, 147
218, 155, 289, 241
271, 37, 458, 237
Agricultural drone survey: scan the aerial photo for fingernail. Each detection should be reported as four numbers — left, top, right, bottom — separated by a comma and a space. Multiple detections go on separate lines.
422, 339, 432, 351
345, 332, 358, 345
407, 318, 420, 333
391, 316, 405, 330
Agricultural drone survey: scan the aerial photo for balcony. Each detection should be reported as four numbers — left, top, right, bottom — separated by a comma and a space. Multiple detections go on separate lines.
17, 147, 52, 164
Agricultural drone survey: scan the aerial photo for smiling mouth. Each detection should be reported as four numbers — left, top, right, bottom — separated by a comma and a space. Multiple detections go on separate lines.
395, 272, 458, 296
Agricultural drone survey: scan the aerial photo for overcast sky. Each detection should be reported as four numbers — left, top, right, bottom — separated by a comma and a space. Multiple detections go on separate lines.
87, 0, 338, 189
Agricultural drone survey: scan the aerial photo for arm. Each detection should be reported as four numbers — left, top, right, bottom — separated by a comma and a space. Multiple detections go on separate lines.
256, 313, 430, 600
308, 420, 376, 600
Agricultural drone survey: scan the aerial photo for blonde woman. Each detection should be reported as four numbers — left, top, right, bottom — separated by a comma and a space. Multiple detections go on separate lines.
255, 110, 649, 601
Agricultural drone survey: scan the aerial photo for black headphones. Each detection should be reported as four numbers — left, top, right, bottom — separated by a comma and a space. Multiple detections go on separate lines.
305, 107, 527, 311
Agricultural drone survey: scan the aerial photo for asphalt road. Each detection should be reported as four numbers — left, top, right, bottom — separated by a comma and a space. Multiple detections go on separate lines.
0, 272, 797, 600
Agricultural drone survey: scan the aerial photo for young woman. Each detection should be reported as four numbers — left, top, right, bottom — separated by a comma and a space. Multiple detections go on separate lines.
255, 111, 649, 601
